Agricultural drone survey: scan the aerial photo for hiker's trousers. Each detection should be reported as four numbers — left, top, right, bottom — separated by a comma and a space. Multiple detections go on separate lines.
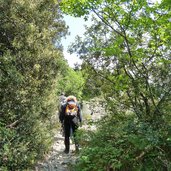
64, 118, 78, 151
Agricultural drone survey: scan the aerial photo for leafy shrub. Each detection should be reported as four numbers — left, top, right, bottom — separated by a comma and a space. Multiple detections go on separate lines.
74, 114, 171, 171
0, 0, 67, 170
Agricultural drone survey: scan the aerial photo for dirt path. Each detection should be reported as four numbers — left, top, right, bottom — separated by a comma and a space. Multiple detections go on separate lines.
34, 99, 105, 171
35, 131, 78, 171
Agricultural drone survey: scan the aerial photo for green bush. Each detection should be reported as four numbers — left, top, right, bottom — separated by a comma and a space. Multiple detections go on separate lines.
74, 114, 171, 171
57, 67, 85, 99
0, 0, 67, 170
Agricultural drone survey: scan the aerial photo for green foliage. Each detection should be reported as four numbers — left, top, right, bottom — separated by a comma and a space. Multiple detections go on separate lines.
0, 0, 67, 170
74, 114, 171, 171
61, 0, 171, 170
57, 67, 85, 99
67, 0, 171, 122
60, 0, 103, 17
80, 62, 103, 100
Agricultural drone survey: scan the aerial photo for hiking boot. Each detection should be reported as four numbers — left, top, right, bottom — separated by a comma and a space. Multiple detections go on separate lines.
64, 149, 69, 154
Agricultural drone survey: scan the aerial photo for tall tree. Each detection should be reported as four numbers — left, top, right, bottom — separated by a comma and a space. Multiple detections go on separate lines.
60, 0, 171, 170
0, 0, 68, 170
64, 0, 171, 123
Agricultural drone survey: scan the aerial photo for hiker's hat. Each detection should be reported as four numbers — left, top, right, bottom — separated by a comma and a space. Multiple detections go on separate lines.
68, 101, 76, 105
66, 95, 77, 102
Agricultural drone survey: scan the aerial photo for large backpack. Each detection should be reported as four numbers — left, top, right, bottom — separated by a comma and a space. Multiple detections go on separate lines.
65, 101, 78, 116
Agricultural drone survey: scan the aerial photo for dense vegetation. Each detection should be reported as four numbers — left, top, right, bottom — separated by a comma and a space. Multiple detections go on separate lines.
57, 67, 85, 99
1, 0, 171, 170
61, 0, 171, 170
0, 0, 68, 170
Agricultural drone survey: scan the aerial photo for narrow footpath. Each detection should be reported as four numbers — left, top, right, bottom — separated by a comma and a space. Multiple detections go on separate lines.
35, 131, 78, 171
34, 99, 105, 171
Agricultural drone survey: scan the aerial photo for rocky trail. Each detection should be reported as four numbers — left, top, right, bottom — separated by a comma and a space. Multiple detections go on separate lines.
34, 99, 106, 171
35, 131, 78, 171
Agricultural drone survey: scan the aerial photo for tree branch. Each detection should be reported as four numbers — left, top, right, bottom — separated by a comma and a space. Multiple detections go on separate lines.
6, 119, 21, 129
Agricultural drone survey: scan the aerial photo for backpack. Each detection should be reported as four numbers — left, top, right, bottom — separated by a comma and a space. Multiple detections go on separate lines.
59, 95, 66, 106
65, 101, 78, 116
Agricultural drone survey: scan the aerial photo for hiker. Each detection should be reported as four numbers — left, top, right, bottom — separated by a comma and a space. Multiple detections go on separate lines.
58, 92, 66, 117
59, 92, 66, 105
59, 95, 82, 154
